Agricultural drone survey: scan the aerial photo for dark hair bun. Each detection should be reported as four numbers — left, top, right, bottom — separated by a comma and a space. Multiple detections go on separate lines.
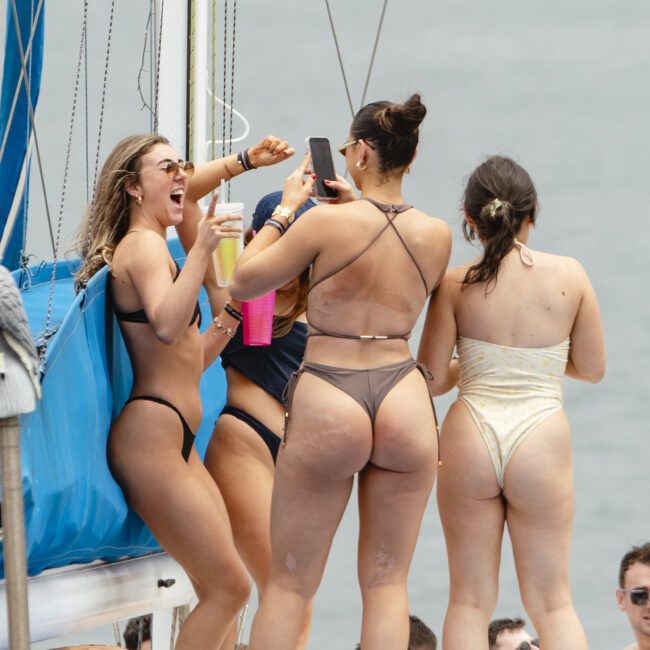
376, 93, 426, 136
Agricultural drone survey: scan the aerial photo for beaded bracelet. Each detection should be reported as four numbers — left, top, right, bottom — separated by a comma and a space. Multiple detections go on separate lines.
224, 302, 242, 322
237, 149, 256, 171
263, 218, 286, 235
212, 318, 237, 339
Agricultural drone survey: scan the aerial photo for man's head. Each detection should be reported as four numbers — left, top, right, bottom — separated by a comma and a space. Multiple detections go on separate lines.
617, 542, 650, 643
123, 614, 152, 650
488, 617, 539, 650
353, 614, 437, 650
408, 614, 437, 649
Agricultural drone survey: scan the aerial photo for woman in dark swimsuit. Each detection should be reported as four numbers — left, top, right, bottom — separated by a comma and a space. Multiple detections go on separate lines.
76, 133, 293, 649
230, 95, 452, 650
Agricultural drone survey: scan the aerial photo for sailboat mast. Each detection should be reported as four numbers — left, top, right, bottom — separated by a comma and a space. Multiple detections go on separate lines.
155, 1, 194, 159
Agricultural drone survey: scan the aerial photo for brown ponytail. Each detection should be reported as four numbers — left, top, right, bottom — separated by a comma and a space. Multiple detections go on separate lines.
462, 156, 537, 289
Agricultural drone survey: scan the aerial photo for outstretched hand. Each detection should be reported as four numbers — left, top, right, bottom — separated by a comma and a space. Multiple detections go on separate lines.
195, 192, 243, 253
281, 153, 316, 214
247, 136, 296, 168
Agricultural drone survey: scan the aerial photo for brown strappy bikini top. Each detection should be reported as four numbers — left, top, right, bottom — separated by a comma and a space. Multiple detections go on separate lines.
306, 197, 430, 341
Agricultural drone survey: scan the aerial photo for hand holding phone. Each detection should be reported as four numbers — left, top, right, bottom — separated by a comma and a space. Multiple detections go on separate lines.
306, 137, 339, 200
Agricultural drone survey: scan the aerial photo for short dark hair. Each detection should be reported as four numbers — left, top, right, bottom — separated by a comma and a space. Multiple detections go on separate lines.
123, 614, 151, 650
409, 614, 437, 649
355, 615, 437, 650
619, 542, 650, 588
488, 617, 526, 649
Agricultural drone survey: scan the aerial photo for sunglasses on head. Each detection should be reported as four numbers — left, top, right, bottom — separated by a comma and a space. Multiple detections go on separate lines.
621, 587, 650, 606
144, 160, 195, 177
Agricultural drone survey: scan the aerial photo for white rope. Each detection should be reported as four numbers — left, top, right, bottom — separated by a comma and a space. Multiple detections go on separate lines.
204, 89, 250, 151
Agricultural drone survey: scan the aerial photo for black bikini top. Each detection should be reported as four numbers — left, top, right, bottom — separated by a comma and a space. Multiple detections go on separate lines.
220, 320, 307, 404
113, 260, 202, 328
306, 197, 429, 341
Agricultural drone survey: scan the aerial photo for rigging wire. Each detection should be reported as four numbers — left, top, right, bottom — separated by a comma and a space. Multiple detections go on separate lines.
20, 0, 36, 260
220, 0, 238, 201
323, 0, 389, 116
84, 13, 89, 201
359, 0, 388, 109
136, 9, 155, 124
324, 0, 355, 118
84, 0, 116, 259
211, 0, 217, 162
8, 0, 55, 257
42, 0, 88, 367
153, 0, 165, 132
221, 0, 229, 162
0, 0, 44, 169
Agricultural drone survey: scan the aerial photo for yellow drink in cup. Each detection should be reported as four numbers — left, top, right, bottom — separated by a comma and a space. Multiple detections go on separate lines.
212, 201, 244, 287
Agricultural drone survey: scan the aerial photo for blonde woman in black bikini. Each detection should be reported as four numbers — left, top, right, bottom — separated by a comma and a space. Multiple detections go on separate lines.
230, 94, 451, 650
76, 133, 292, 649
418, 156, 606, 649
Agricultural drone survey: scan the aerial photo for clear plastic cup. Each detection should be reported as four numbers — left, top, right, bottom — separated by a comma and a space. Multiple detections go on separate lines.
242, 291, 276, 346
212, 201, 244, 287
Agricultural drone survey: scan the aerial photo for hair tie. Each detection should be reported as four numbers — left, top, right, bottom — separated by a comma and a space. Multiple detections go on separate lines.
488, 198, 503, 218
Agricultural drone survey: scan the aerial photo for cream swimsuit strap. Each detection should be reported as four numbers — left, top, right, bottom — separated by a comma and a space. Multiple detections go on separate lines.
513, 238, 534, 267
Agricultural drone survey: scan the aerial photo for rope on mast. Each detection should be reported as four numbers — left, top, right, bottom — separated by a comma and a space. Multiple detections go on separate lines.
211, 0, 217, 162
153, 0, 165, 133
42, 0, 88, 368
221, 0, 229, 162
226, 0, 238, 201
83, 0, 116, 269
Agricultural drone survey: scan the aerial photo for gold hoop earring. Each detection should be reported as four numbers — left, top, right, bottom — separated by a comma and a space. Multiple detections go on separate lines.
356, 160, 367, 171
136, 195, 143, 205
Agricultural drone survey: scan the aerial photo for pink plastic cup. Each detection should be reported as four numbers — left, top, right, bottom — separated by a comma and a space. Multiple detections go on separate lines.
242, 291, 276, 346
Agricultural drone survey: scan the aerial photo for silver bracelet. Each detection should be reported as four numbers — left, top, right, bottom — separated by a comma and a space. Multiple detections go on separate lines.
212, 318, 237, 339
263, 218, 286, 235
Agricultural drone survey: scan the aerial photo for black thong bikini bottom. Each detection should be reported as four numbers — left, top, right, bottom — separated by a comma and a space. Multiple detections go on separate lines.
125, 395, 195, 462
219, 404, 281, 463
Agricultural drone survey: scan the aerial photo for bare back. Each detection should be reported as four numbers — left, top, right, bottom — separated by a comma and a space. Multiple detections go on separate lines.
306, 198, 450, 367
453, 246, 583, 347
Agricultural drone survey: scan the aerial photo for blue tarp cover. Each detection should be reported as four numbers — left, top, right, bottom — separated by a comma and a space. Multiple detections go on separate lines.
1, 239, 226, 576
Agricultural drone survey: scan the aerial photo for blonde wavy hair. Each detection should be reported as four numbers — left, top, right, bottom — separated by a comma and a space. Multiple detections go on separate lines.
75, 133, 170, 289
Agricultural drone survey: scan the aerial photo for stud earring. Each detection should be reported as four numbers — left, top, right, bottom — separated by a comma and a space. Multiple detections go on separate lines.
356, 160, 367, 171
136, 195, 143, 205
404, 166, 411, 175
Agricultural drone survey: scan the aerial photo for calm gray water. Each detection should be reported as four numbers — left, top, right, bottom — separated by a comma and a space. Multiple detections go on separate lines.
1, 1, 648, 648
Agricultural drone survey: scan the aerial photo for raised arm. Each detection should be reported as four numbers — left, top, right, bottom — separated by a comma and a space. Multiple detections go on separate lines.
565, 261, 606, 383
417, 268, 460, 396
185, 135, 295, 202
230, 158, 318, 300
178, 136, 295, 313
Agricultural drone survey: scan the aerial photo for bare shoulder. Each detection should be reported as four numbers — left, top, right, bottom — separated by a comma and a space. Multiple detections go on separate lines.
440, 265, 467, 296
534, 250, 590, 284
113, 230, 169, 276
410, 208, 450, 234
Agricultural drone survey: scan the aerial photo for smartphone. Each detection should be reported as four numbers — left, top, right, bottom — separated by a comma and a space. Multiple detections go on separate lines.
306, 137, 339, 200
